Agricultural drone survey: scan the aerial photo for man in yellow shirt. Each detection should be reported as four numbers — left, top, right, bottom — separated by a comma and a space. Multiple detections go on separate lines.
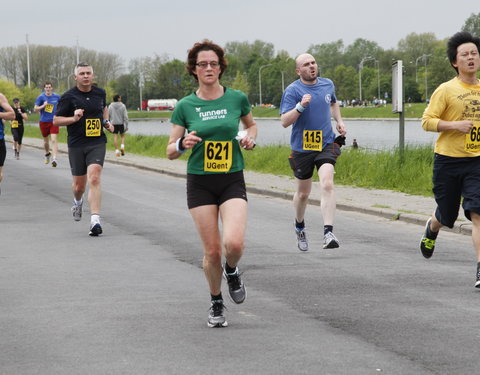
420, 31, 480, 288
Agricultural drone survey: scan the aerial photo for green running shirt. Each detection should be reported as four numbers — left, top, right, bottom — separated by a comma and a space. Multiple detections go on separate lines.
171, 88, 251, 175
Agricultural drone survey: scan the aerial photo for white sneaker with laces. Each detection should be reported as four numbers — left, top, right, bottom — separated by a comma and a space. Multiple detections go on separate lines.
71, 201, 83, 221
295, 225, 308, 251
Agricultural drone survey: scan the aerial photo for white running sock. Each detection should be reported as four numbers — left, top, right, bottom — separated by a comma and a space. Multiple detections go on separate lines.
91, 214, 100, 225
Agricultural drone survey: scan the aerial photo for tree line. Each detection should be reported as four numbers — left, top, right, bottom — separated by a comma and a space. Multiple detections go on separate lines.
1, 12, 478, 110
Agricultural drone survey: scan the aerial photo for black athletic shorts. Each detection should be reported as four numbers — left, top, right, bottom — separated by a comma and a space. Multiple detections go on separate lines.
68, 143, 106, 176
186, 170, 247, 209
0, 139, 5, 167
432, 153, 480, 227
288, 143, 341, 180
113, 125, 125, 134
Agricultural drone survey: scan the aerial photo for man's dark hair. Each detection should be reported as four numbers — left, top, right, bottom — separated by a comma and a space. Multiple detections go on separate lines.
113, 94, 121, 102
447, 31, 480, 73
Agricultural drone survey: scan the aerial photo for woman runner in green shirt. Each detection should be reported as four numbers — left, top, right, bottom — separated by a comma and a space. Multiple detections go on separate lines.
167, 40, 257, 328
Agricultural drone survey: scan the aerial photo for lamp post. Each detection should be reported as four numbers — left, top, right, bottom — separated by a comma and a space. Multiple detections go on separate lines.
139, 73, 144, 111
414, 54, 432, 102
414, 55, 423, 83
374, 59, 380, 101
258, 64, 272, 106
359, 56, 374, 102
281, 71, 286, 93
76, 37, 80, 64
423, 54, 432, 103
26, 34, 31, 87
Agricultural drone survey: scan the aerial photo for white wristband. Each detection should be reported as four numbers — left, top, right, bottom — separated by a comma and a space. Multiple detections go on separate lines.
295, 102, 305, 113
175, 137, 186, 154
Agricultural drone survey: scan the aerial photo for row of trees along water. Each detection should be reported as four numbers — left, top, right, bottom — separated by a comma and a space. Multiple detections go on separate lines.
0, 13, 479, 110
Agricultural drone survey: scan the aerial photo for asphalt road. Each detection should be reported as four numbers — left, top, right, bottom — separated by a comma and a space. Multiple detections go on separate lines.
1, 147, 479, 375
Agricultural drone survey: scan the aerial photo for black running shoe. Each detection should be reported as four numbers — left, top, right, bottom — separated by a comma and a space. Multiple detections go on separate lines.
223, 266, 246, 304
89, 223, 103, 236
323, 231, 340, 249
420, 218, 437, 259
207, 300, 227, 328
475, 263, 480, 289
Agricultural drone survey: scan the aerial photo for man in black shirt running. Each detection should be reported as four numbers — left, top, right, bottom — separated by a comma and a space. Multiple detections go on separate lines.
54, 62, 114, 236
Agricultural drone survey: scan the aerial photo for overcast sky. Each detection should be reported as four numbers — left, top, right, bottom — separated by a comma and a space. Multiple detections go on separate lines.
1, 0, 477, 68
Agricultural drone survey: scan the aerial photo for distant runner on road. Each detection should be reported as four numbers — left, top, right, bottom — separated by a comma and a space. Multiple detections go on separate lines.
0, 93, 15, 195
108, 94, 128, 157
34, 82, 61, 167
10, 98, 27, 160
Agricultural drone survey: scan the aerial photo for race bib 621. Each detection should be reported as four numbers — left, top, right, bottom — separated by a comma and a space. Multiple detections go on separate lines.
204, 141, 232, 172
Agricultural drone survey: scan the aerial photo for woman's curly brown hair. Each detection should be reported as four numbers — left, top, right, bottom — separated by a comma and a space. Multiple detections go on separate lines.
186, 39, 228, 81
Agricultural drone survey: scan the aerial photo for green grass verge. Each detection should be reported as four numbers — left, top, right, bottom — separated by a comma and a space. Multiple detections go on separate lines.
16, 124, 434, 197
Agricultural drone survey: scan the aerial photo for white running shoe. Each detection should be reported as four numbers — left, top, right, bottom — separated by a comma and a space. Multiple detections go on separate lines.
295, 225, 309, 251
71, 202, 83, 221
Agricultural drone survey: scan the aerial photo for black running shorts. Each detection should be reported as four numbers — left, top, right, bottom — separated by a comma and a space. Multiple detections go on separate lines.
186, 170, 247, 209
113, 124, 125, 134
0, 139, 5, 166
68, 143, 106, 176
288, 143, 341, 180
432, 153, 480, 227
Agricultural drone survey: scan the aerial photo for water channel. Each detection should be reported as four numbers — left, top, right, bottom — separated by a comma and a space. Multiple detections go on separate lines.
127, 118, 437, 150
